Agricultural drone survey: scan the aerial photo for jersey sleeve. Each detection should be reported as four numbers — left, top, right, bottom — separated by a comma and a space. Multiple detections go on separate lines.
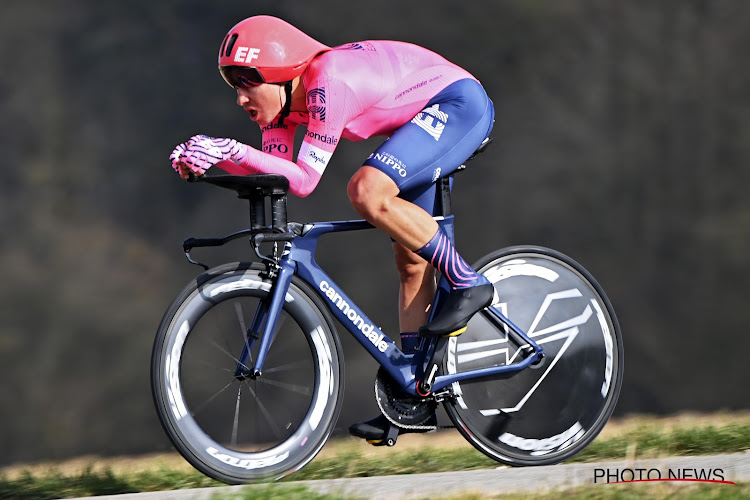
214, 112, 325, 197
296, 72, 356, 178
214, 145, 324, 198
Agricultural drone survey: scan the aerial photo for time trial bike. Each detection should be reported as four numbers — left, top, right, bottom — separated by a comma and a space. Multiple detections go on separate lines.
151, 145, 624, 484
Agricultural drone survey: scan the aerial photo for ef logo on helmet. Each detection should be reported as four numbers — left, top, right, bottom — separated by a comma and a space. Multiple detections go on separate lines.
234, 47, 261, 64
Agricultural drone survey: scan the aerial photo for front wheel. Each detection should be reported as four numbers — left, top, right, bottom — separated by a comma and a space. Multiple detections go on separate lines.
151, 263, 344, 483
443, 246, 623, 466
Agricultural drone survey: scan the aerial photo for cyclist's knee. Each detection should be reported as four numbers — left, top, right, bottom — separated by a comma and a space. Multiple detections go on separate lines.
347, 166, 398, 220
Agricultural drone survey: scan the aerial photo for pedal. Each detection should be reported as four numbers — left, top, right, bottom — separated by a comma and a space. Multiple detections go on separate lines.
417, 337, 449, 395
367, 423, 400, 447
443, 326, 467, 337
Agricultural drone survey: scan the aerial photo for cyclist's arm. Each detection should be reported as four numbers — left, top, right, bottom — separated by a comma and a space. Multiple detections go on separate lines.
211, 120, 316, 197
217, 79, 348, 197
214, 145, 324, 198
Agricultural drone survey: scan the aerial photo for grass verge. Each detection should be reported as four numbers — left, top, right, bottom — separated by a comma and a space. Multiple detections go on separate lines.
434, 482, 750, 500
217, 481, 750, 500
1, 413, 749, 499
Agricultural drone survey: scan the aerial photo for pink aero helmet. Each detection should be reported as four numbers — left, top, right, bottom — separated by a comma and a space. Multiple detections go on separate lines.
218, 15, 330, 87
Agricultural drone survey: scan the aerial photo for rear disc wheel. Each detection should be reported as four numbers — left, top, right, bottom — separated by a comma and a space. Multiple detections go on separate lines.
443, 247, 623, 465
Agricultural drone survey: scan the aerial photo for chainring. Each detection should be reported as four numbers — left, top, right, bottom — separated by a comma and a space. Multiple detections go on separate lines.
374, 367, 437, 428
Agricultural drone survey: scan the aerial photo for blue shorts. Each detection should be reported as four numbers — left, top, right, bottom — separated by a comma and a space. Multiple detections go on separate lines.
364, 78, 494, 215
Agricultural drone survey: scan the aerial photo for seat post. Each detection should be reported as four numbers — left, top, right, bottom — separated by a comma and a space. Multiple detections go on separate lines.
437, 176, 452, 217
433, 136, 491, 218
249, 193, 266, 230
270, 193, 288, 230
249, 189, 288, 231
195, 173, 290, 230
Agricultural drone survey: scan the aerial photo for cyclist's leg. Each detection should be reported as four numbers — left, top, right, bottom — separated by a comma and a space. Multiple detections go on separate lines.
349, 169, 492, 337
348, 79, 495, 443
391, 180, 450, 340
348, 78, 496, 336
392, 240, 435, 350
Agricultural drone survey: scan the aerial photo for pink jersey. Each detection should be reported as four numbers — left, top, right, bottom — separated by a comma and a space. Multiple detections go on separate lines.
218, 41, 477, 197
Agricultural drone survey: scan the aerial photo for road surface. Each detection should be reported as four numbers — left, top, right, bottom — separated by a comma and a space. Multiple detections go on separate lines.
64, 452, 750, 499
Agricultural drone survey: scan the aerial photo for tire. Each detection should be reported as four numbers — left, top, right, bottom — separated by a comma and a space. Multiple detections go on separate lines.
151, 263, 344, 483
443, 246, 623, 466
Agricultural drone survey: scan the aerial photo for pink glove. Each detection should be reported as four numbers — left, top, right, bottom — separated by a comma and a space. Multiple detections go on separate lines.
170, 135, 247, 179
169, 142, 190, 178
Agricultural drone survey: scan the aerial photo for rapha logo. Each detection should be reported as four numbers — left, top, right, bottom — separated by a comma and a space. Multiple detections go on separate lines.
307, 88, 327, 121
308, 151, 327, 165
299, 142, 332, 174
411, 104, 449, 141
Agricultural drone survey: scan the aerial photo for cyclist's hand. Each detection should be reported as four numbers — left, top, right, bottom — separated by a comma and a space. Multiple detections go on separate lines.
169, 141, 193, 179
170, 135, 246, 179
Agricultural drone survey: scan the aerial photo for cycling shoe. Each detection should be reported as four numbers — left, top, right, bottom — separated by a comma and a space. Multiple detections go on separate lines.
349, 414, 437, 445
419, 282, 494, 337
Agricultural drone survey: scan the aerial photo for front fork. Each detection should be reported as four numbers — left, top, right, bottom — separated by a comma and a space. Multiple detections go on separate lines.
233, 300, 267, 379
233, 257, 296, 379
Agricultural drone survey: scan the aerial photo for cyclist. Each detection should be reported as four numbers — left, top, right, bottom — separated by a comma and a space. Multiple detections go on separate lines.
170, 15, 495, 444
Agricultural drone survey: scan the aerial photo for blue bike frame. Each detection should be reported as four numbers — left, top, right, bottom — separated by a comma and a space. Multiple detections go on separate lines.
242, 215, 545, 396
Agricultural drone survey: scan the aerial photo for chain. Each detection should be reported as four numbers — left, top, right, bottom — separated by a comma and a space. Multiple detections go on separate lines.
374, 379, 455, 431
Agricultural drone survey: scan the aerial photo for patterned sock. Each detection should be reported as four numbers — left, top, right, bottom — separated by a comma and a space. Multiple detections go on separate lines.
400, 332, 421, 353
415, 228, 484, 290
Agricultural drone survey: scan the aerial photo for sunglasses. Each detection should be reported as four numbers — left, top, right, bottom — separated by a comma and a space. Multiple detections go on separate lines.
219, 66, 266, 89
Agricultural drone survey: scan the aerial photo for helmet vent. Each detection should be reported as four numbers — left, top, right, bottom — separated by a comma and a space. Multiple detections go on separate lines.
219, 34, 229, 59
225, 34, 238, 57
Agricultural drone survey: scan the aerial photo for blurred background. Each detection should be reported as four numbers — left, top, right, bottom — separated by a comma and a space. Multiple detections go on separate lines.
1, 0, 748, 466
